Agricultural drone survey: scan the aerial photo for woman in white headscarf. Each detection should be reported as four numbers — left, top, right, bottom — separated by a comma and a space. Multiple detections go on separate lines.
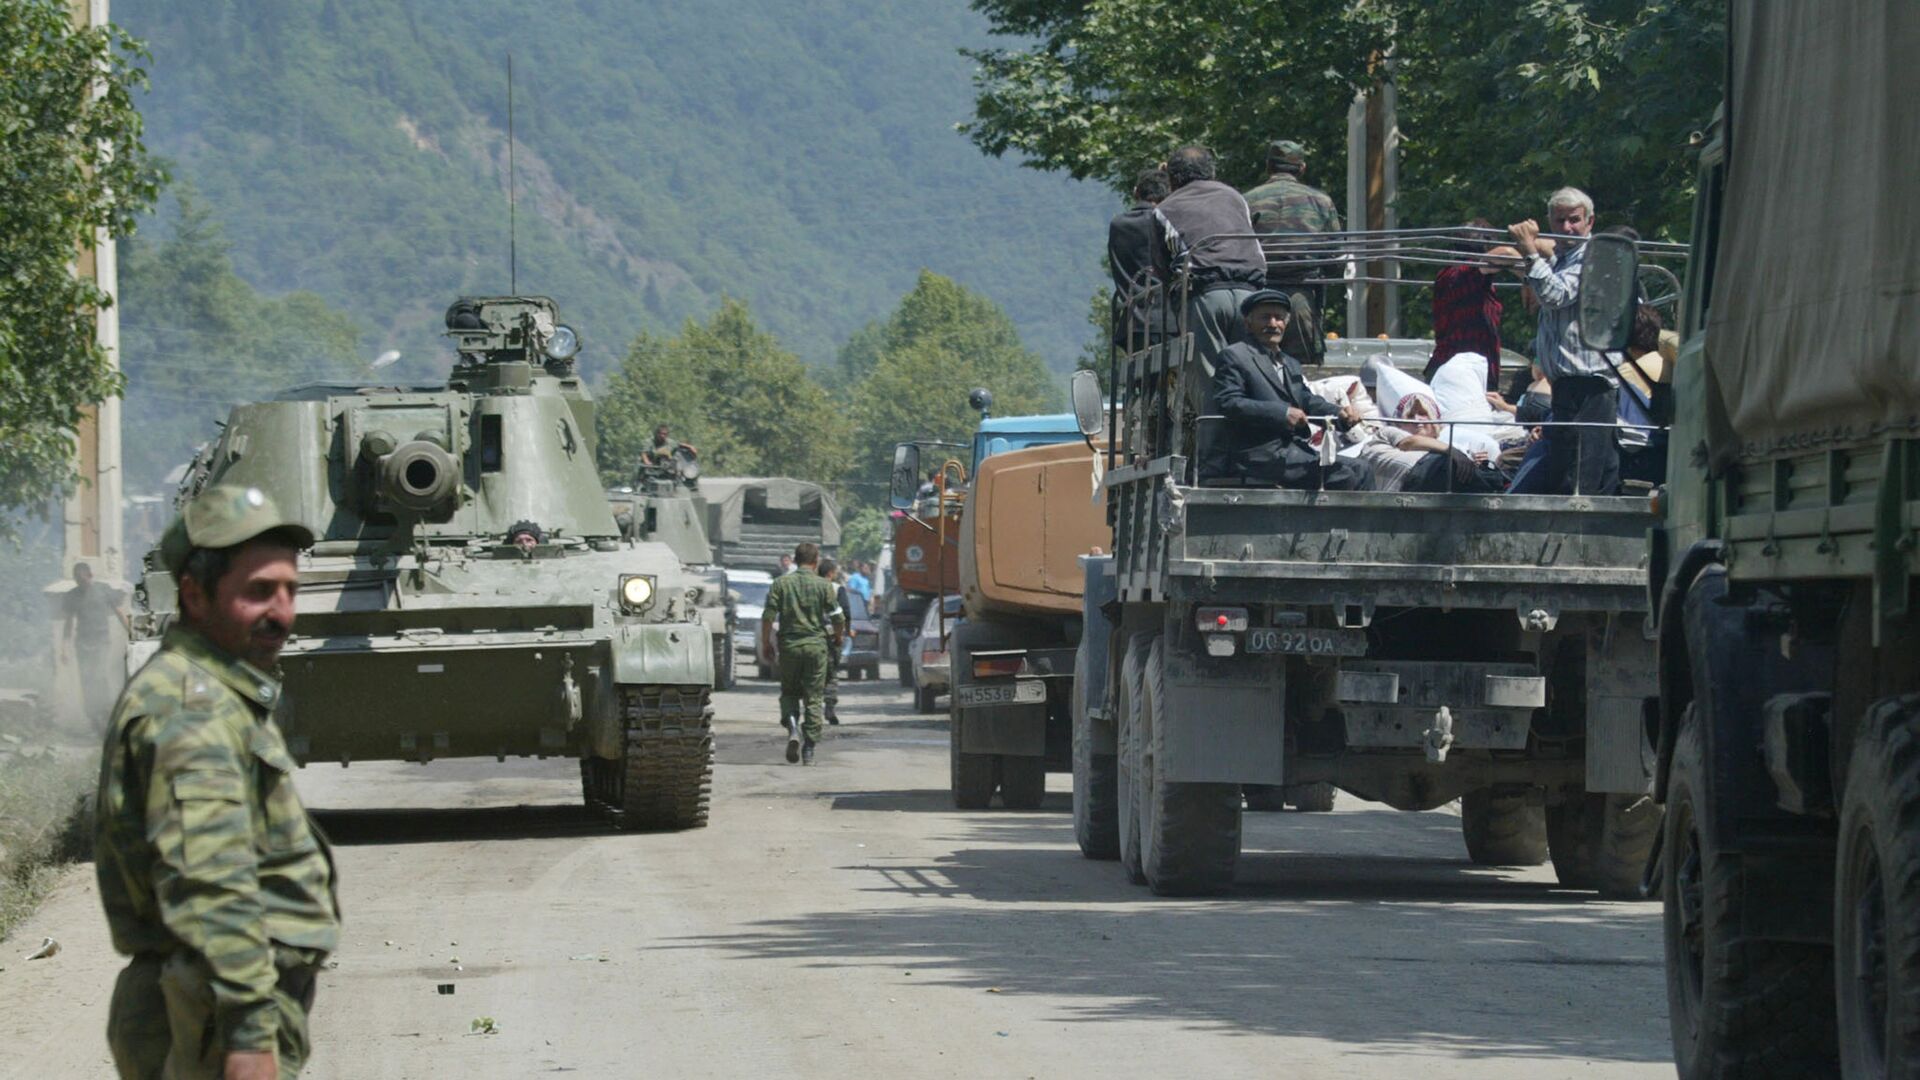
1361, 363, 1504, 492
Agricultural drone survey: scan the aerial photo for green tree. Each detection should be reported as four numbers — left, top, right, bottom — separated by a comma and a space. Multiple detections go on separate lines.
837, 505, 890, 564
0, 0, 163, 520
598, 298, 849, 485
962, 0, 1721, 240
849, 271, 1058, 488
119, 189, 366, 492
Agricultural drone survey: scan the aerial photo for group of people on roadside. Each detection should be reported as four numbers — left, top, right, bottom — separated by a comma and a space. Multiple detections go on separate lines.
1107, 140, 1673, 498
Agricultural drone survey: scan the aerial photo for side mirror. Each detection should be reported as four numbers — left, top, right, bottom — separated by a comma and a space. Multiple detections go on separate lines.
889, 443, 922, 510
1069, 369, 1104, 438
1578, 233, 1639, 352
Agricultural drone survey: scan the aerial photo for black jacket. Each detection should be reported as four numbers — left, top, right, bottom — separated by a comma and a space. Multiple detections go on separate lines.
1208, 340, 1343, 467
1108, 203, 1167, 344
1151, 180, 1265, 292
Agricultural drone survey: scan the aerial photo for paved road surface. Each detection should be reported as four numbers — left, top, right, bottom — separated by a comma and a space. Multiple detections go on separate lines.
0, 671, 1675, 1079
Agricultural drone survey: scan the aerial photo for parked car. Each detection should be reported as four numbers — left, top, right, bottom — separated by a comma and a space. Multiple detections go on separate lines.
840, 589, 883, 681
729, 569, 775, 679
911, 595, 962, 713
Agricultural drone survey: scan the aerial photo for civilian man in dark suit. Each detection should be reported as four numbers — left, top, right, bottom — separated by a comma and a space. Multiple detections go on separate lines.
1107, 167, 1171, 347
1204, 290, 1374, 490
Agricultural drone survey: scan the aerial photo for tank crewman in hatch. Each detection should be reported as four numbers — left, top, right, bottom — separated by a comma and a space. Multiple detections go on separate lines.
1243, 140, 1342, 363
507, 520, 545, 554
94, 484, 339, 1080
760, 542, 845, 766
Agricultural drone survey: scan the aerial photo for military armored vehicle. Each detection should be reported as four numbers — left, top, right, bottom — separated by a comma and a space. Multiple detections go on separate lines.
1601, 3, 1920, 1073
607, 450, 738, 690
132, 297, 715, 829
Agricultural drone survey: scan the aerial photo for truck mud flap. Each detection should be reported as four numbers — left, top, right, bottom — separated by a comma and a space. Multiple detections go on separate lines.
1159, 645, 1285, 785
959, 703, 1048, 757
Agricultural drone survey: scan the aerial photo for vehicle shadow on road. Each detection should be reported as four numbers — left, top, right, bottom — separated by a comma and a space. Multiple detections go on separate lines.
663, 805, 1670, 1063
313, 804, 606, 846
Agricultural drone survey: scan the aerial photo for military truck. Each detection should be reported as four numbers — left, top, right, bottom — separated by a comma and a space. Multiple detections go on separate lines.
892, 410, 1104, 809
1588, 3, 1920, 1074
1074, 230, 1686, 896
700, 477, 840, 573
607, 453, 737, 690
132, 297, 715, 829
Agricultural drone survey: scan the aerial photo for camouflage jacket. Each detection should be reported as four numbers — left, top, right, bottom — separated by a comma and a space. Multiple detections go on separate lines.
1243, 173, 1342, 235
94, 626, 340, 1052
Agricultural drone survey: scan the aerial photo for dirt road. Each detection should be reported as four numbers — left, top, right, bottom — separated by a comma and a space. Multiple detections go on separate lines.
0, 673, 1674, 1079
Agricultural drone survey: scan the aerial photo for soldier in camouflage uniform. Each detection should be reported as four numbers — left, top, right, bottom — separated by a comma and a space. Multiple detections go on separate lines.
759, 542, 845, 765
1242, 139, 1342, 363
95, 485, 338, 1080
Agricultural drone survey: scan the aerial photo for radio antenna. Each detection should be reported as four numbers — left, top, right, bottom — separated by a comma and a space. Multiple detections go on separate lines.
507, 53, 517, 294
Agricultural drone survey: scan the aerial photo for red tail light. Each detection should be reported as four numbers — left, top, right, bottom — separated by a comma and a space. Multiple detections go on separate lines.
971, 654, 1025, 678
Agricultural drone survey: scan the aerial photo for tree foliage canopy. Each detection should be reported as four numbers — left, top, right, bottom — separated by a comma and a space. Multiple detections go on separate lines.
0, 0, 164, 517
119, 189, 365, 492
963, 0, 1721, 239
596, 298, 850, 485
848, 270, 1059, 491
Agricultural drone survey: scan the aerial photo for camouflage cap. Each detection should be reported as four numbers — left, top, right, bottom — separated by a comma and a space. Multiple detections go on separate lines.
160, 485, 316, 576
1267, 140, 1308, 170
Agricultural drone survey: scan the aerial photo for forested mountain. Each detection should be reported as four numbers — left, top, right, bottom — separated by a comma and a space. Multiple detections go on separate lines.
114, 0, 1111, 380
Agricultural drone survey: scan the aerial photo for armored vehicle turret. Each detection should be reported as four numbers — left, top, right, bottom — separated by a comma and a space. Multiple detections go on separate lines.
133, 297, 715, 829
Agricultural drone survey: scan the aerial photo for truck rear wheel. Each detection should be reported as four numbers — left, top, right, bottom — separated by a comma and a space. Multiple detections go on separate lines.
1117, 633, 1152, 884
1547, 793, 1661, 897
1072, 638, 1119, 859
950, 709, 997, 809
1836, 694, 1920, 1079
1138, 635, 1241, 896
1287, 783, 1337, 813
1460, 788, 1548, 866
1664, 713, 1836, 1077
999, 755, 1046, 810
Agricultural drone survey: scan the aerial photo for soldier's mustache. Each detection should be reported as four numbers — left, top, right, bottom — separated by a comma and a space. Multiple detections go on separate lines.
251, 617, 291, 640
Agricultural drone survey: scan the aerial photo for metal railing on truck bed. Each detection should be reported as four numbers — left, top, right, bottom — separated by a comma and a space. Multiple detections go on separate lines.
1104, 227, 1683, 611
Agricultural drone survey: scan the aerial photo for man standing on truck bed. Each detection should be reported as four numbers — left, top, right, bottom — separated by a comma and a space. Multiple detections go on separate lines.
1509, 187, 1619, 495
761, 542, 844, 765
1243, 139, 1340, 364
1151, 145, 1266, 372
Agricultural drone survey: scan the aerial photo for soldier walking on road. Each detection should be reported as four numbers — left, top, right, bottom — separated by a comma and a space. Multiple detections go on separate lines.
817, 558, 853, 726
760, 542, 844, 765
94, 485, 338, 1080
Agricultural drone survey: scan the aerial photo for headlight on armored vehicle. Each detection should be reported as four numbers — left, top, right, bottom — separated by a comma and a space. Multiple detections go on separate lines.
619, 574, 656, 612
545, 324, 580, 361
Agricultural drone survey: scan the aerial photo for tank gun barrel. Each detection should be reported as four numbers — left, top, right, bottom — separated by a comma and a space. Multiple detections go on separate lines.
376, 439, 461, 519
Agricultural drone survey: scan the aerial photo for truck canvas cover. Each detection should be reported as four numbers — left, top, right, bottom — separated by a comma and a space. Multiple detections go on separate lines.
699, 477, 841, 546
1708, 0, 1920, 463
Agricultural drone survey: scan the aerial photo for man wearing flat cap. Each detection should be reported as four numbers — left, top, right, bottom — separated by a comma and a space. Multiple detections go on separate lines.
1243, 139, 1342, 364
95, 485, 339, 1080
1204, 291, 1373, 491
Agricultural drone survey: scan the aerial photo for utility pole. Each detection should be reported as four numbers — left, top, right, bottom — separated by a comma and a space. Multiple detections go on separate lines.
1344, 54, 1401, 339
65, 0, 124, 583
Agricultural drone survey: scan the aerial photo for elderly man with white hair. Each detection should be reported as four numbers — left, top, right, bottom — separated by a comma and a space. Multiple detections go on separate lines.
1508, 186, 1620, 496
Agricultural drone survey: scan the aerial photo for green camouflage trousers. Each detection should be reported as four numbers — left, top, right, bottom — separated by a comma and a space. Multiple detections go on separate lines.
108, 951, 315, 1079
778, 640, 830, 743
